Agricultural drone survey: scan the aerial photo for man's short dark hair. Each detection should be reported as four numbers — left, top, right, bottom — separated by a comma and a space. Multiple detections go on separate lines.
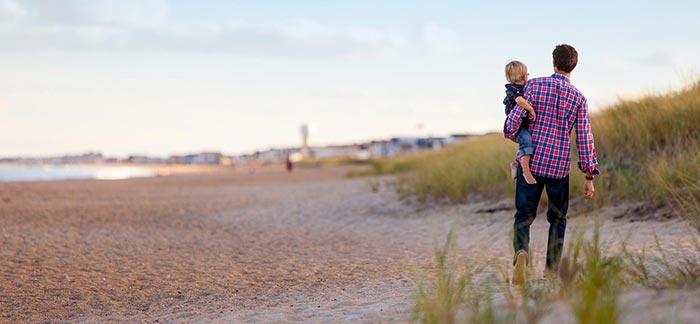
552, 44, 578, 73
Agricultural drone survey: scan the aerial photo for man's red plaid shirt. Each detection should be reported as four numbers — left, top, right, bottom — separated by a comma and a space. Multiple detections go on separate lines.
504, 73, 600, 179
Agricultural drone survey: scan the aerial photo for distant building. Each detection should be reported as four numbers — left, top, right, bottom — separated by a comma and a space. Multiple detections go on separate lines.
310, 144, 367, 160
167, 155, 187, 164
48, 152, 103, 164
246, 148, 300, 163
389, 138, 421, 156
127, 155, 165, 164
366, 137, 449, 158
189, 152, 223, 165
445, 134, 471, 145
368, 140, 391, 158
254, 149, 285, 163
228, 132, 476, 162
416, 137, 446, 151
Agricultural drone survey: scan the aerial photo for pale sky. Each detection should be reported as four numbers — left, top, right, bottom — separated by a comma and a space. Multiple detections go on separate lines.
1, 0, 699, 157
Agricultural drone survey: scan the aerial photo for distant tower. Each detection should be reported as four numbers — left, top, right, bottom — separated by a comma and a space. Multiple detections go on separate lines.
300, 123, 310, 156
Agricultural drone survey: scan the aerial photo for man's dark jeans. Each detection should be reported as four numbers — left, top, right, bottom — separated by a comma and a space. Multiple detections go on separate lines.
513, 165, 569, 271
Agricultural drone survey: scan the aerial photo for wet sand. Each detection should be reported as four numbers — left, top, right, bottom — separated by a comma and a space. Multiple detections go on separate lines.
1, 165, 697, 323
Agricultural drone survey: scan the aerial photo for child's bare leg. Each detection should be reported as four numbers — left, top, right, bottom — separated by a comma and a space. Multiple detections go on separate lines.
510, 161, 518, 180
521, 155, 537, 184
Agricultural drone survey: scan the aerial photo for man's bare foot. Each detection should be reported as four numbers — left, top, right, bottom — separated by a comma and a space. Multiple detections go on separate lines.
510, 162, 518, 180
512, 251, 528, 285
523, 170, 537, 185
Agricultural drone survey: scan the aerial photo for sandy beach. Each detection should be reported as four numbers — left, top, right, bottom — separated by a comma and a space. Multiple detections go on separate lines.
1, 165, 698, 323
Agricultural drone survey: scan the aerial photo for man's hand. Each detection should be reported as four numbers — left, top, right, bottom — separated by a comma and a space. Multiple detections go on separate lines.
584, 179, 595, 199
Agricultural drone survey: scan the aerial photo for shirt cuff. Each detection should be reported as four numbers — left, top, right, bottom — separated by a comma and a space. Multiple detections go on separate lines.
578, 162, 600, 176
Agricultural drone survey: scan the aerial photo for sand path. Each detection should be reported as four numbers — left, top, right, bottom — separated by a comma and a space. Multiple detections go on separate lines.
0, 166, 696, 323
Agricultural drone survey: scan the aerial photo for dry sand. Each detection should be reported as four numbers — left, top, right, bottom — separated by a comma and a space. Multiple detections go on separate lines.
0, 165, 698, 323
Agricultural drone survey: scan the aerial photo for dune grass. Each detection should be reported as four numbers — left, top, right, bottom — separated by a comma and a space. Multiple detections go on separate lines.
413, 230, 475, 324
352, 134, 515, 203
593, 81, 700, 206
345, 153, 432, 177
414, 219, 700, 324
352, 81, 700, 219
295, 156, 371, 168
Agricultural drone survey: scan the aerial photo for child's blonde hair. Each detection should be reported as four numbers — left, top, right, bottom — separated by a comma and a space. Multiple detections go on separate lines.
505, 60, 528, 84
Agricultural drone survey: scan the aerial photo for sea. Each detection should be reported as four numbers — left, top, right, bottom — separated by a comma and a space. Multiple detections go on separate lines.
0, 165, 156, 182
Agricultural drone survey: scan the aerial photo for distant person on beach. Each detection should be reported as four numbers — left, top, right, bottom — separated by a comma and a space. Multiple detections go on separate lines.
503, 60, 538, 184
285, 155, 293, 173
504, 44, 600, 285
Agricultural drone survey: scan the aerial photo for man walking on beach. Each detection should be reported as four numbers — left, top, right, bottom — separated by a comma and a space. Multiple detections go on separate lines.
504, 44, 600, 284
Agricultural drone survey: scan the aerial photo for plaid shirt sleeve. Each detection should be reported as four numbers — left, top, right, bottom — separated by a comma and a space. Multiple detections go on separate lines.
575, 98, 601, 176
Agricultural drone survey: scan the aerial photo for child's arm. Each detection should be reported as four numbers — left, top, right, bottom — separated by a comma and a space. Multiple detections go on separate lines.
515, 96, 536, 121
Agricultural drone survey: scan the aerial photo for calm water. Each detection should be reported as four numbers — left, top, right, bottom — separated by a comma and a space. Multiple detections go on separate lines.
0, 165, 156, 182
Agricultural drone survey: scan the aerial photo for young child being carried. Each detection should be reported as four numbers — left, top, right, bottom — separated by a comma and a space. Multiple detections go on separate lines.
503, 60, 537, 184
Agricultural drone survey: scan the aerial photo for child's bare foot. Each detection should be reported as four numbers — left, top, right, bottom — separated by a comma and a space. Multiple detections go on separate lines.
523, 170, 537, 184
510, 162, 518, 180
520, 155, 537, 184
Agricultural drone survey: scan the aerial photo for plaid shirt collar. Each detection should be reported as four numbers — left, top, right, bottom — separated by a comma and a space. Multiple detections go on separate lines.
550, 73, 570, 83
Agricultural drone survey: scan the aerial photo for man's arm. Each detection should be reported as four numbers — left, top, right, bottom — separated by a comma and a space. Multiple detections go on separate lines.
574, 98, 600, 176
574, 98, 600, 199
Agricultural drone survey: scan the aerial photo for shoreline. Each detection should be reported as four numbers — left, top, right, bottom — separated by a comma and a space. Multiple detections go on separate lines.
0, 163, 229, 183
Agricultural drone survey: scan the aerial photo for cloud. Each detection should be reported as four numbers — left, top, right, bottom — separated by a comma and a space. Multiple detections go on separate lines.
0, 18, 407, 59
421, 23, 462, 57
0, 0, 26, 25
187, 20, 407, 58
21, 0, 169, 27
634, 51, 675, 66
0, 0, 169, 49
0, 2, 462, 59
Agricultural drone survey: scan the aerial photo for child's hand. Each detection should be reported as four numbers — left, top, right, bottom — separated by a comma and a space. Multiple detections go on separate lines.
528, 111, 536, 121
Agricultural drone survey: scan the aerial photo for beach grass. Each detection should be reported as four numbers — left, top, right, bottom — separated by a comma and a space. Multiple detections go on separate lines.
295, 156, 371, 168
413, 218, 700, 324
345, 153, 431, 177
413, 230, 475, 324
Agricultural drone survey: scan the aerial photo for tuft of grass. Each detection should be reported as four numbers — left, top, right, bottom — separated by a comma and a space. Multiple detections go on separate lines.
656, 170, 700, 230
367, 179, 381, 193
623, 229, 700, 289
413, 214, 700, 324
413, 230, 476, 324
563, 218, 624, 324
